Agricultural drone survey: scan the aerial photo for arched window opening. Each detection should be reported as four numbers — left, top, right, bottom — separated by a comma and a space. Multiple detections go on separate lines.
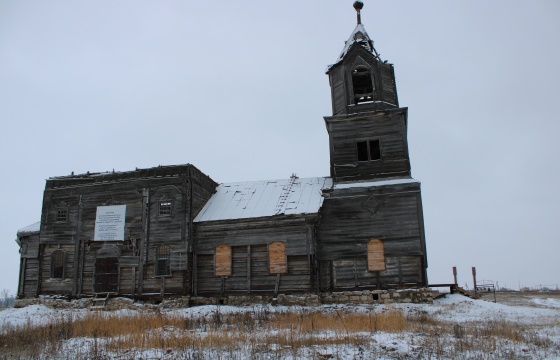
352, 67, 375, 104
156, 245, 171, 276
51, 250, 65, 279
269, 242, 287, 274
215, 244, 232, 276
367, 239, 385, 271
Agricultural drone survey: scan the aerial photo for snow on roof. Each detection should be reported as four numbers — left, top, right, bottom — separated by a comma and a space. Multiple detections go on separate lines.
326, 23, 381, 73
17, 221, 40, 235
194, 177, 333, 222
334, 178, 419, 190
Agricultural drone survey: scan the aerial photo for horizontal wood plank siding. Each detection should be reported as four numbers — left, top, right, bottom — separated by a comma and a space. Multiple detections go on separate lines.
325, 110, 410, 181
33, 165, 217, 298
318, 184, 426, 289
196, 254, 221, 294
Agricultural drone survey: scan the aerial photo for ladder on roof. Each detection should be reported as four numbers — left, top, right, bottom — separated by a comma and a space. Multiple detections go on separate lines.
274, 175, 298, 215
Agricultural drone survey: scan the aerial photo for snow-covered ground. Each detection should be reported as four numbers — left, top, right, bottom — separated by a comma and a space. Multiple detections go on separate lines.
1, 293, 559, 359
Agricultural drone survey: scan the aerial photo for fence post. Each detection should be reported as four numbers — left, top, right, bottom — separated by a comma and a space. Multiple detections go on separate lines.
453, 266, 457, 285
472, 267, 477, 295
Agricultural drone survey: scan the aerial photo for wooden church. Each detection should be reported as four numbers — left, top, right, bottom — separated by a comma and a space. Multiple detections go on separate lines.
16, 3, 428, 300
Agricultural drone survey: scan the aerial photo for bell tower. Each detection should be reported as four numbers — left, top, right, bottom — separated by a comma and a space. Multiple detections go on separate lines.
325, 2, 411, 182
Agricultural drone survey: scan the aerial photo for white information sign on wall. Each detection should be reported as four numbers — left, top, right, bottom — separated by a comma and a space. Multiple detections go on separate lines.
94, 205, 126, 241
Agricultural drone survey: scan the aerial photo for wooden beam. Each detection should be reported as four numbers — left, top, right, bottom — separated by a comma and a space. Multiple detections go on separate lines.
247, 245, 251, 294
274, 274, 280, 295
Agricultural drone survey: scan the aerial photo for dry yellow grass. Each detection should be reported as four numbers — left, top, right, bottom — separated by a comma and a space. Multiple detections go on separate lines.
0, 305, 556, 358
0, 307, 409, 356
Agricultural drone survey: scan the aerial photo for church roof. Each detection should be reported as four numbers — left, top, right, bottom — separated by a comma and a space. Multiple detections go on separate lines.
17, 221, 40, 236
194, 177, 333, 222
326, 23, 381, 73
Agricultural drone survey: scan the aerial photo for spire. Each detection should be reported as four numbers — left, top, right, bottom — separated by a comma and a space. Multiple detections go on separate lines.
354, 1, 363, 25
326, 1, 381, 73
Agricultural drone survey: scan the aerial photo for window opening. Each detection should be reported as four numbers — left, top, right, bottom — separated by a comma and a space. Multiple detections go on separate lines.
357, 141, 369, 161
56, 209, 68, 222
51, 250, 65, 279
369, 139, 381, 160
158, 201, 172, 216
215, 244, 232, 276
156, 245, 171, 276
352, 67, 374, 104
269, 242, 287, 274
357, 139, 381, 161
367, 239, 385, 271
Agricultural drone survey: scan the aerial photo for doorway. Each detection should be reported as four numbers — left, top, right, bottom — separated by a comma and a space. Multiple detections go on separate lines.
94, 257, 118, 293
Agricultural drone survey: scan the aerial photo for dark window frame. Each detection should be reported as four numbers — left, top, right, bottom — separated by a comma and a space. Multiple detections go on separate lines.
155, 245, 171, 277
158, 201, 172, 217
56, 208, 69, 223
357, 139, 382, 162
51, 250, 66, 279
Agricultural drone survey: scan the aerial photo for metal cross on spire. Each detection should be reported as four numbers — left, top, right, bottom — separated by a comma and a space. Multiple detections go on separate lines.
353, 1, 364, 25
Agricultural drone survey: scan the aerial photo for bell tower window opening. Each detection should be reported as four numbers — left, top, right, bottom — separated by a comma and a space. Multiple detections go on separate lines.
357, 139, 381, 161
352, 67, 375, 104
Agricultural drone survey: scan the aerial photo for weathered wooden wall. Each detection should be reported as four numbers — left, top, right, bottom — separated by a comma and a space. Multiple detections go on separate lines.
317, 181, 427, 290
328, 45, 398, 116
193, 217, 316, 296
26, 164, 217, 299
17, 233, 40, 298
325, 109, 411, 182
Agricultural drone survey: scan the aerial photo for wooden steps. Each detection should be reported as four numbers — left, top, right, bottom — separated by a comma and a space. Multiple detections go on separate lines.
429, 283, 480, 300
89, 292, 112, 310
455, 286, 480, 299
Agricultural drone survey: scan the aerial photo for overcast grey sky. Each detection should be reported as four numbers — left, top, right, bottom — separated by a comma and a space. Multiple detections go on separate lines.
1, 1, 559, 294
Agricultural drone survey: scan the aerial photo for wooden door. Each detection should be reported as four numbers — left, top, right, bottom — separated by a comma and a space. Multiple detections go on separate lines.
94, 257, 119, 293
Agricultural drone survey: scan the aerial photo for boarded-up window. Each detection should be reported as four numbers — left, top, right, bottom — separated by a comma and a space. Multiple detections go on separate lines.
367, 239, 385, 271
156, 245, 171, 276
51, 250, 65, 279
269, 242, 287, 274
215, 244, 232, 276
